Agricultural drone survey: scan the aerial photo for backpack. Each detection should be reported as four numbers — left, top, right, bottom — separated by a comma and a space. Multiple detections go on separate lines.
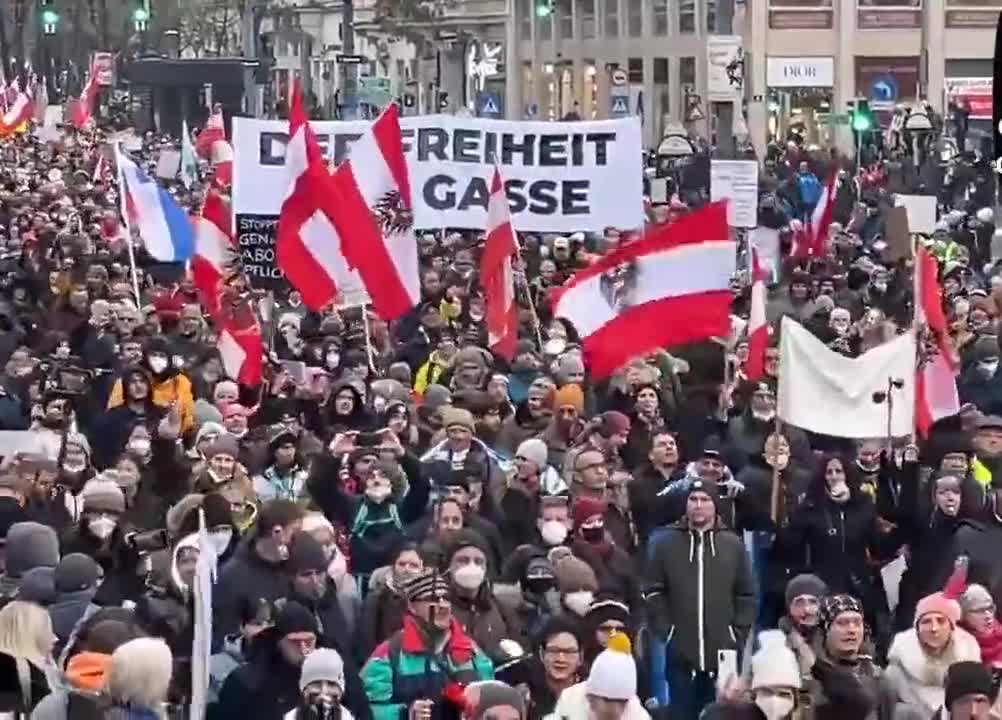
350, 501, 402, 539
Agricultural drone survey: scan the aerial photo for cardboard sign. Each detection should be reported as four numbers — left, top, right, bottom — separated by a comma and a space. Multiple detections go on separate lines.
882, 205, 913, 262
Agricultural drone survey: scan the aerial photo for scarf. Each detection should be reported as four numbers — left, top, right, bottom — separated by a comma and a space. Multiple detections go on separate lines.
975, 623, 1002, 666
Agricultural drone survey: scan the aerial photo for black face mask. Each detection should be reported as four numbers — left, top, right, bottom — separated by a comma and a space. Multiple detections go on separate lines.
524, 578, 555, 597
300, 694, 341, 720
581, 526, 605, 543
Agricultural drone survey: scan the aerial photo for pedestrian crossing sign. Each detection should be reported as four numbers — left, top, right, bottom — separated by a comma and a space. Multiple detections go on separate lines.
478, 92, 502, 118
610, 95, 629, 115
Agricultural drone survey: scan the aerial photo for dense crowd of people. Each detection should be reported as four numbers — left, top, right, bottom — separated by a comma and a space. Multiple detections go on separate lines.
0, 111, 999, 720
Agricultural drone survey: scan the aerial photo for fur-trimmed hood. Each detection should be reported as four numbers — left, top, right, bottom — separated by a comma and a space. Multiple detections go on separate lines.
885, 627, 981, 714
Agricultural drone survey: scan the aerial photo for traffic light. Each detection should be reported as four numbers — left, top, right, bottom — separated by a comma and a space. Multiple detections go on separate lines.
133, 2, 149, 31
851, 98, 874, 133
40, 1, 59, 35
536, 0, 554, 17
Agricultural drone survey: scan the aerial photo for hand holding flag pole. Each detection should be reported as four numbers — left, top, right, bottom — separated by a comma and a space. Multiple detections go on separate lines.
112, 142, 142, 309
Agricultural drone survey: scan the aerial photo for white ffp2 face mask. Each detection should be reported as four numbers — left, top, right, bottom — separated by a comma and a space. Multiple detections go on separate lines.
539, 520, 568, 546
452, 563, 486, 590
755, 695, 794, 720
564, 590, 594, 617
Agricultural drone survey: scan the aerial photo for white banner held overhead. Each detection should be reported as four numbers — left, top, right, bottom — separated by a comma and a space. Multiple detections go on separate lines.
710, 160, 759, 228
231, 115, 645, 234
777, 317, 916, 438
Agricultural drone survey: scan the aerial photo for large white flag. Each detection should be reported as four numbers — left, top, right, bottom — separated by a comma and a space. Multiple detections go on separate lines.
777, 317, 916, 438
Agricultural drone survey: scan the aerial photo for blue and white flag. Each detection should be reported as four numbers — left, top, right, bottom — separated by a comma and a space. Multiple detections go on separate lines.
115, 145, 194, 263
181, 119, 199, 190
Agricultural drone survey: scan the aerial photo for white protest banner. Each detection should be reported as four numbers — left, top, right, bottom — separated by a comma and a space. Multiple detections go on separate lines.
894, 194, 937, 235
710, 160, 758, 228
232, 115, 643, 234
777, 317, 916, 438
156, 150, 181, 180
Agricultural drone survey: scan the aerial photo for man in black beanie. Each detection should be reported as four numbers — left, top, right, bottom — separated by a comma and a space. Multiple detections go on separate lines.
938, 661, 995, 720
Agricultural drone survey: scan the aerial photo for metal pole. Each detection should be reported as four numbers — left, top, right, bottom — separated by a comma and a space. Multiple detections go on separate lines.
714, 0, 736, 158
340, 0, 357, 120
855, 129, 862, 201
241, 0, 259, 116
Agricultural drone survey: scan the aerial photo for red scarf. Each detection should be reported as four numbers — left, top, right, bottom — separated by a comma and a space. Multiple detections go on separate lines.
974, 624, 1002, 666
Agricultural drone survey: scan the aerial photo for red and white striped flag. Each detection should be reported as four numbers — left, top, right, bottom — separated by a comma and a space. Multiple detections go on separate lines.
275, 80, 357, 310
69, 62, 99, 130
914, 245, 960, 435
192, 189, 235, 318
553, 202, 735, 379
210, 139, 233, 189
0, 83, 34, 135
481, 166, 519, 360
791, 173, 837, 259
328, 102, 420, 321
196, 105, 226, 159
745, 249, 769, 380
218, 295, 263, 387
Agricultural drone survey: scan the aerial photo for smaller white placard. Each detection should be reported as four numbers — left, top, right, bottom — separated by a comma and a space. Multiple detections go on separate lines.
894, 194, 937, 235
711, 160, 759, 228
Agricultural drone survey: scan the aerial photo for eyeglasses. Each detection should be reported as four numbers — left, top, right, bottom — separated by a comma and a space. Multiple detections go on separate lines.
597, 623, 626, 634
544, 646, 579, 657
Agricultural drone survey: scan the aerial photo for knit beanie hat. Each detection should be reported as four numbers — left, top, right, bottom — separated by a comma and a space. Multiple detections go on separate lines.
820, 594, 864, 633
441, 407, 476, 433
289, 532, 329, 575
205, 434, 240, 461
959, 583, 995, 614
193, 399, 224, 427
685, 479, 719, 506
5, 521, 59, 579
750, 630, 801, 690
515, 438, 549, 470
596, 411, 631, 438
586, 632, 636, 700
19, 566, 55, 604
195, 422, 226, 447
55, 553, 101, 592
553, 383, 585, 414
201, 493, 234, 529
166, 494, 206, 538
945, 661, 996, 708
556, 354, 586, 380
573, 497, 607, 529
423, 384, 452, 413
299, 647, 345, 693
468, 681, 527, 720
915, 591, 962, 626
107, 638, 173, 708
554, 556, 599, 593
586, 595, 631, 629
275, 600, 319, 637
81, 479, 126, 514
785, 574, 829, 607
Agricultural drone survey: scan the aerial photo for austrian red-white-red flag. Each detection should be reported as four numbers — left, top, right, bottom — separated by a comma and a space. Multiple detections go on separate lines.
914, 245, 960, 435
69, 62, 99, 131
329, 102, 420, 321
745, 249, 769, 380
192, 189, 235, 318
276, 81, 363, 310
196, 106, 227, 159
791, 173, 837, 259
481, 166, 519, 360
210, 139, 234, 189
218, 295, 263, 387
0, 84, 33, 135
553, 202, 735, 379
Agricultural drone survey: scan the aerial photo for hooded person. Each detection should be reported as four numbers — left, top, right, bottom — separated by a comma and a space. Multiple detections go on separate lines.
300, 511, 362, 639
253, 427, 310, 503
87, 364, 164, 469
106, 336, 195, 434
551, 632, 650, 720
325, 380, 375, 435
48, 553, 101, 650
884, 590, 982, 719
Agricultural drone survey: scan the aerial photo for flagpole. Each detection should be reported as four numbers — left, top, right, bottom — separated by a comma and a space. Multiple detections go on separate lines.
361, 305, 377, 375
113, 141, 142, 308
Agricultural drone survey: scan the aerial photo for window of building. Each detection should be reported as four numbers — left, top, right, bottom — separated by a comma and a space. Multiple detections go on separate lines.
605, 0, 619, 36
521, 0, 533, 39
678, 0, 694, 32
679, 55, 695, 116
583, 61, 599, 118
580, 0, 597, 37
654, 57, 669, 85
540, 11, 553, 39
560, 0, 574, 37
627, 0, 643, 35
522, 61, 535, 111
706, 0, 716, 32
628, 57, 644, 83
652, 0, 669, 35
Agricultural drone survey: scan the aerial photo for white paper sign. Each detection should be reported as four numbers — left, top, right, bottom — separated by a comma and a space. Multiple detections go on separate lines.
894, 194, 937, 235
156, 150, 181, 180
706, 36, 743, 102
711, 160, 759, 228
231, 115, 645, 233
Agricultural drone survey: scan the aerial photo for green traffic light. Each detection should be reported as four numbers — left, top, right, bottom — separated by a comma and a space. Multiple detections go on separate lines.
41, 9, 59, 24
133, 7, 149, 21
535, 1, 552, 16
851, 112, 871, 132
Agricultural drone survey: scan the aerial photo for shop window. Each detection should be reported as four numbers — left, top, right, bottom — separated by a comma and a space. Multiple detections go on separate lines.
652, 0, 669, 35
628, 57, 644, 83
580, 0, 597, 37
605, 0, 620, 36
628, 0, 643, 35
679, 0, 695, 32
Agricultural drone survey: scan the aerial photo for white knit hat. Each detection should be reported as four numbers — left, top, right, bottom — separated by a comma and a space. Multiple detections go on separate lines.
586, 632, 636, 701
299, 648, 345, 692
750, 630, 801, 690
515, 438, 549, 470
